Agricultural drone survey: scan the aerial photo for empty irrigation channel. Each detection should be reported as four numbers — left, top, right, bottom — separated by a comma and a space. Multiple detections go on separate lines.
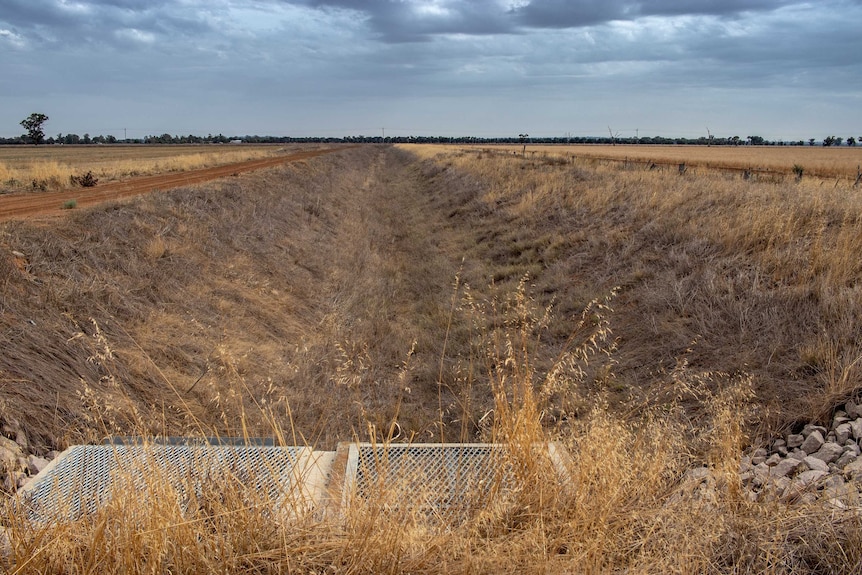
16, 439, 572, 526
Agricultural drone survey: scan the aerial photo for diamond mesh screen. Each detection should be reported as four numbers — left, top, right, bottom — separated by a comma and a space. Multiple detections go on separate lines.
19, 443, 309, 522
344, 443, 513, 523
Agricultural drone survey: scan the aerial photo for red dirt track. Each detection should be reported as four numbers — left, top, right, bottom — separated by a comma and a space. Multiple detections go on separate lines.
0, 148, 345, 222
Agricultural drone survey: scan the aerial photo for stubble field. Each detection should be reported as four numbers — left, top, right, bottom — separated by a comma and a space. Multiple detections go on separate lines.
3, 143, 862, 573
0, 143, 324, 194
478, 143, 862, 181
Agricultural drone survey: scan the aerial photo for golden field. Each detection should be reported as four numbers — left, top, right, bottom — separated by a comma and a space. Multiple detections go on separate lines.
466, 143, 862, 180
0, 144, 310, 193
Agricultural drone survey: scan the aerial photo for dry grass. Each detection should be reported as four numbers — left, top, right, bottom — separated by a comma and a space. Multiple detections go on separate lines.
402, 143, 862, 426
461, 143, 862, 181
0, 145, 463, 452
5, 287, 862, 574
0, 144, 309, 193
4, 143, 862, 572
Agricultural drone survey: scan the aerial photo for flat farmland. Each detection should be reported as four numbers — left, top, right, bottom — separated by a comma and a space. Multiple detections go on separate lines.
471, 143, 862, 180
0, 143, 325, 194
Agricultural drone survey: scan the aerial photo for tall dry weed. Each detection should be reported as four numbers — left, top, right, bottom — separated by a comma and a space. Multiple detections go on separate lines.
6, 268, 862, 574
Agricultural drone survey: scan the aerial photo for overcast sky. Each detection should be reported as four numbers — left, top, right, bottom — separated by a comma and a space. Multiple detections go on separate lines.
1, 0, 861, 140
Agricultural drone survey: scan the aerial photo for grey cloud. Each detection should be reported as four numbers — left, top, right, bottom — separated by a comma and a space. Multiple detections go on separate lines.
510, 0, 630, 28
0, 0, 81, 29
0, 0, 216, 49
296, 0, 517, 40
514, 0, 798, 29
1, 0, 859, 139
89, 0, 174, 8
289, 0, 803, 40
633, 0, 796, 17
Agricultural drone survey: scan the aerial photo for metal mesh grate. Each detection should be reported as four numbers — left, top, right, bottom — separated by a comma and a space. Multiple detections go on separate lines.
344, 443, 513, 523
19, 443, 309, 522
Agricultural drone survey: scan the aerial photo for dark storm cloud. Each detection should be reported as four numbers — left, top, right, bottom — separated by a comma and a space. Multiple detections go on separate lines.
0, 0, 213, 48
290, 0, 799, 40
519, 0, 798, 29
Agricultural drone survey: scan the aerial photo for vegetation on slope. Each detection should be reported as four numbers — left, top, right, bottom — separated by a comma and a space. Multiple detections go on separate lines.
406, 144, 862, 429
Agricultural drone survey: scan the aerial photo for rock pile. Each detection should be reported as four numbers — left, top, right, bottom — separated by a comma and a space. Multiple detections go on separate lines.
0, 419, 54, 493
740, 400, 862, 507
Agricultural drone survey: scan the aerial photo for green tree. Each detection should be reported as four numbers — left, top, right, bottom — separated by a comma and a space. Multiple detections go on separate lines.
20, 113, 49, 145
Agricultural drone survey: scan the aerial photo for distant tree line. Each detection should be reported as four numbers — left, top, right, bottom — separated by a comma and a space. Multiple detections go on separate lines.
2, 132, 860, 147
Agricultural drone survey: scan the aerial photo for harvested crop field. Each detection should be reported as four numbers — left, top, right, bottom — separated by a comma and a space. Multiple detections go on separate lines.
475, 143, 862, 181
4, 144, 862, 573
0, 143, 331, 195
0, 147, 348, 220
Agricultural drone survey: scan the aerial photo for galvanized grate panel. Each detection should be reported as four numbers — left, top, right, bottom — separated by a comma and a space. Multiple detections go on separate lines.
19, 442, 309, 522
344, 443, 513, 523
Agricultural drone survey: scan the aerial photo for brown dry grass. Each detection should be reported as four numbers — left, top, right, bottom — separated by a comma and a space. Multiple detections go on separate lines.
403, 143, 862, 428
466, 143, 862, 181
4, 143, 862, 572
0, 145, 463, 452
5, 293, 862, 574
0, 144, 312, 193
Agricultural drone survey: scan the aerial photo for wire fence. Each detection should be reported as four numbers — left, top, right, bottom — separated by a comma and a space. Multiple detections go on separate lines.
475, 147, 862, 186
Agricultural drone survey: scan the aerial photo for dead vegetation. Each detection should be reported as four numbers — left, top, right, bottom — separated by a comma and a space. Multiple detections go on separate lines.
474, 143, 862, 181
0, 146, 467, 452
0, 144, 307, 194
3, 143, 862, 572
405, 144, 862, 430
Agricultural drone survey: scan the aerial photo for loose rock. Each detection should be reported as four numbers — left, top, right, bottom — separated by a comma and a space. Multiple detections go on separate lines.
802, 424, 827, 438
27, 455, 49, 475
786, 434, 804, 448
810, 442, 844, 464
781, 469, 828, 502
835, 451, 857, 469
803, 456, 829, 472
771, 458, 805, 478
800, 430, 825, 455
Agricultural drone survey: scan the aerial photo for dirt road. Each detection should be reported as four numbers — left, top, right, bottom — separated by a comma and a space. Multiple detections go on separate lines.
0, 147, 346, 221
